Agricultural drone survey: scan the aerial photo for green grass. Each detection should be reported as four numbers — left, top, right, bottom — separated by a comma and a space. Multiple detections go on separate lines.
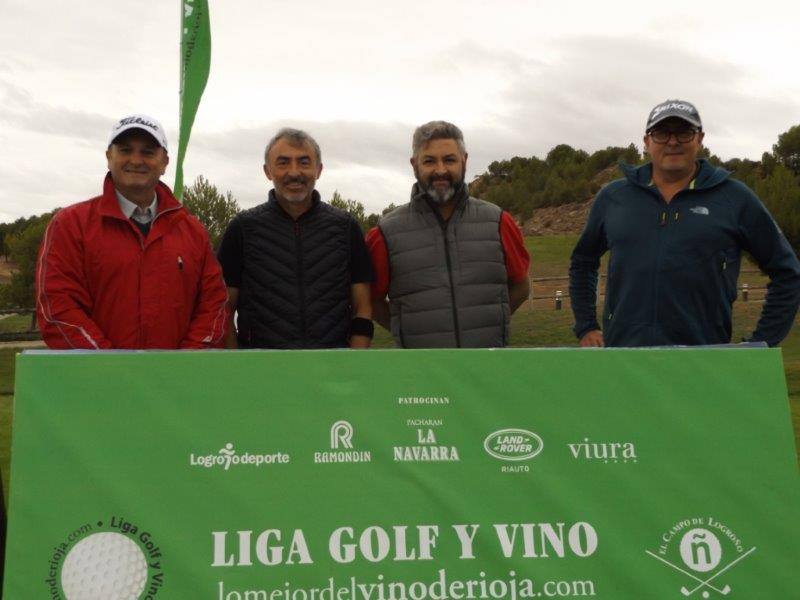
0, 314, 34, 334
1, 234, 798, 506
0, 348, 16, 503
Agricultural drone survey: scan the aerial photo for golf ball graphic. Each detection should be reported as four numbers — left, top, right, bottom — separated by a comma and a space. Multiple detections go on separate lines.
61, 532, 148, 599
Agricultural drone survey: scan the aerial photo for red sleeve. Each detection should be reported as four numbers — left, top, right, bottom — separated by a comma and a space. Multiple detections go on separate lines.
500, 211, 530, 283
365, 226, 390, 299
36, 211, 113, 349
180, 226, 229, 349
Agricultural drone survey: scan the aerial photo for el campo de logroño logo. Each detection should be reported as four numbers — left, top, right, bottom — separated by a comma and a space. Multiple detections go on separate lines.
646, 517, 756, 598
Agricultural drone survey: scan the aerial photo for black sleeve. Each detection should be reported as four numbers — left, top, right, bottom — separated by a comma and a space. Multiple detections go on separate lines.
216, 217, 244, 288
349, 219, 375, 283
569, 188, 609, 339
736, 185, 800, 346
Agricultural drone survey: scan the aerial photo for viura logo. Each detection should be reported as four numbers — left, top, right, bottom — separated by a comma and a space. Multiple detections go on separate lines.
646, 517, 755, 597
568, 437, 638, 464
484, 428, 543, 472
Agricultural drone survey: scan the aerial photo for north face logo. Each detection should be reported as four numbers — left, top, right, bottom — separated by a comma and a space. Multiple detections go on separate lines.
690, 206, 709, 216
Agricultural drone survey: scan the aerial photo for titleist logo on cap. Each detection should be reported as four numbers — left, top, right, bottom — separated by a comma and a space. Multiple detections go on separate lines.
108, 113, 168, 151
115, 116, 160, 132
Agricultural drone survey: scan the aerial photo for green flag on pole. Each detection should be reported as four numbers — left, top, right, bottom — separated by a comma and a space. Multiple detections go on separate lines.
174, 0, 211, 199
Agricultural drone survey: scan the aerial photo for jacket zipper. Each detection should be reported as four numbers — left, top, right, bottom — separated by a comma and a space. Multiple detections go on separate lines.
137, 205, 180, 346
653, 195, 685, 335
294, 221, 307, 345
440, 220, 462, 348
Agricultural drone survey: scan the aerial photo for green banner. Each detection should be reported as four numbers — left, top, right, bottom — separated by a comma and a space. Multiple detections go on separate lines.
174, 0, 211, 199
4, 348, 800, 598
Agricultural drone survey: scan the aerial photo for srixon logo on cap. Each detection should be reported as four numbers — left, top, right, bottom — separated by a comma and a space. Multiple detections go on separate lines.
651, 101, 695, 118
117, 116, 160, 131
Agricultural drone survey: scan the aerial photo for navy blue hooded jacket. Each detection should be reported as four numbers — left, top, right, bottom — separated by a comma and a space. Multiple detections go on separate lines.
569, 159, 800, 347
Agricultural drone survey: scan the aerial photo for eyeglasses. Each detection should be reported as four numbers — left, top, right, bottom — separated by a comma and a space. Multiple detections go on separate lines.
647, 128, 700, 144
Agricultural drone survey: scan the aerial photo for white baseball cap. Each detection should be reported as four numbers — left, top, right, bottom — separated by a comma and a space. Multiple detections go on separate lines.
108, 114, 169, 152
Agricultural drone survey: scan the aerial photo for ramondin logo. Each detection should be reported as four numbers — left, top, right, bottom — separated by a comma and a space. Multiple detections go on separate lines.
189, 442, 290, 470
646, 517, 756, 597
330, 420, 353, 449
45, 516, 164, 599
484, 428, 543, 461
314, 420, 372, 463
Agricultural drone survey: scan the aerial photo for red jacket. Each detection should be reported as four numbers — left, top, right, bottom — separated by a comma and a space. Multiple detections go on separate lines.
36, 174, 228, 349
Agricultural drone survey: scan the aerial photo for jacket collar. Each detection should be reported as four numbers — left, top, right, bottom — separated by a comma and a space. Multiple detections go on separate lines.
98, 173, 185, 245
267, 188, 322, 220
409, 181, 469, 216
619, 159, 730, 192
99, 172, 183, 219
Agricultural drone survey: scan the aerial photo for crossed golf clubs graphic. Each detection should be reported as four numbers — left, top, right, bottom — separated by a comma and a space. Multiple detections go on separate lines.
646, 547, 756, 597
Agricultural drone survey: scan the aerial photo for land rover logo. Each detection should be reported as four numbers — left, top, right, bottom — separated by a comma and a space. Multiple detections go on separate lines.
483, 428, 543, 461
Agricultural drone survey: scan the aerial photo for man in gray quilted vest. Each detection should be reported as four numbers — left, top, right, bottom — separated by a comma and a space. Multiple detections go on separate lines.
366, 121, 531, 348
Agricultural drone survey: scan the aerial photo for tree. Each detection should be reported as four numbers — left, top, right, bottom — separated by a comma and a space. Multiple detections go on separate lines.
2, 212, 55, 309
182, 175, 240, 249
756, 165, 800, 255
329, 191, 369, 231
773, 125, 800, 176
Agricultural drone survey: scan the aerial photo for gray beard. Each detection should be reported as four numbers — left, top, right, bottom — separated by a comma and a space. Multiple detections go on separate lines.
425, 183, 456, 204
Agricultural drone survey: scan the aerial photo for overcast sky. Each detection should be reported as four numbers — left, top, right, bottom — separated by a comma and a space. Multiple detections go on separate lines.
1, 0, 799, 222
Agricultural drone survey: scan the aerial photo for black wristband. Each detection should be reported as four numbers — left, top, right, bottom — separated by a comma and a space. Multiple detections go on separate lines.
350, 317, 374, 339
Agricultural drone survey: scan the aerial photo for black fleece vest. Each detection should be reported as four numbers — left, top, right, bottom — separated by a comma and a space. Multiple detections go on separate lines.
236, 194, 352, 348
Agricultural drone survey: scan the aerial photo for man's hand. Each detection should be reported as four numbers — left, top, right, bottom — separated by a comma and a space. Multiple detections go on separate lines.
580, 330, 604, 347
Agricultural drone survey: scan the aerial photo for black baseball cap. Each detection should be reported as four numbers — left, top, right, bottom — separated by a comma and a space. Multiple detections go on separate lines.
646, 100, 702, 131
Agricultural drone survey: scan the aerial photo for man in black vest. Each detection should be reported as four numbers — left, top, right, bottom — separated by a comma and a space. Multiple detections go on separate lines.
217, 128, 374, 349
366, 121, 531, 348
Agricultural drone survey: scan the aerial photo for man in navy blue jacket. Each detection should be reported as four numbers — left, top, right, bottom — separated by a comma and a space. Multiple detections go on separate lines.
570, 99, 800, 347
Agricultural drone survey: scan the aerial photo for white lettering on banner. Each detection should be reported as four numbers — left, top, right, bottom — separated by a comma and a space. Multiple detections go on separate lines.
189, 443, 290, 470
568, 438, 638, 463
313, 450, 371, 463
397, 397, 450, 405
211, 522, 599, 567
216, 570, 598, 600
329, 526, 440, 564
212, 530, 313, 567
392, 446, 460, 462
494, 523, 598, 558
406, 419, 443, 427
393, 426, 460, 462
451, 524, 480, 559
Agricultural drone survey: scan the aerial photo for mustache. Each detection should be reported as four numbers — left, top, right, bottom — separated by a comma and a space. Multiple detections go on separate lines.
430, 174, 453, 183
282, 176, 309, 185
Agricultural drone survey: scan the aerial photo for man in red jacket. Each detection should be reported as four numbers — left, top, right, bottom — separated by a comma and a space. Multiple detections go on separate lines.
35, 114, 228, 349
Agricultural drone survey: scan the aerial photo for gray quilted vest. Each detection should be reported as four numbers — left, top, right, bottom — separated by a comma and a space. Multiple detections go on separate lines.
379, 185, 510, 348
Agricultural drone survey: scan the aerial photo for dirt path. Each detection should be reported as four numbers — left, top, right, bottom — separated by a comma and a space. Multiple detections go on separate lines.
0, 341, 45, 349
